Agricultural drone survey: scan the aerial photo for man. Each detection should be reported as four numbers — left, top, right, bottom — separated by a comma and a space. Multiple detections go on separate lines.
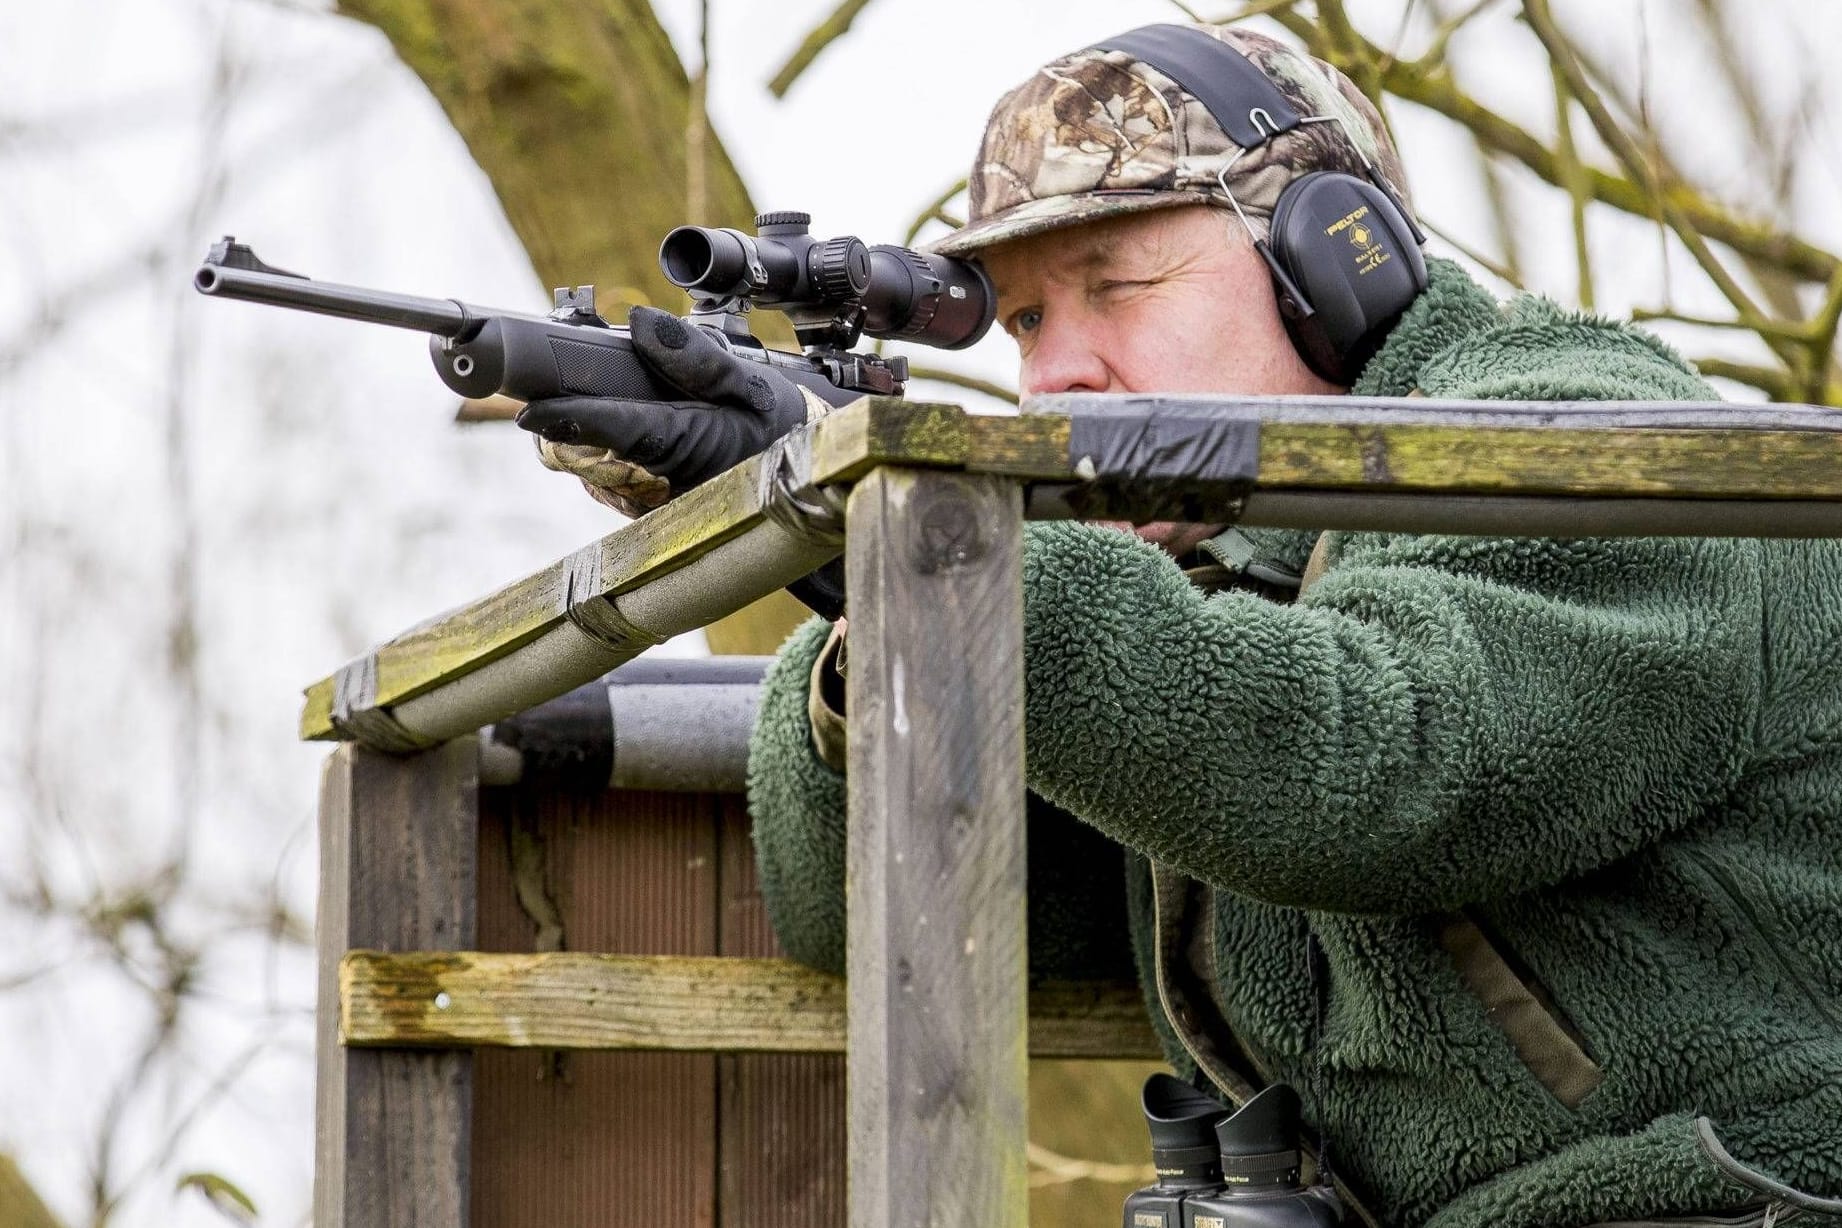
531, 24, 1842, 1228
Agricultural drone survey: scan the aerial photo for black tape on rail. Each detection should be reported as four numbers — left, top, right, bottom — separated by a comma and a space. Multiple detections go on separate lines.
1065, 400, 1261, 522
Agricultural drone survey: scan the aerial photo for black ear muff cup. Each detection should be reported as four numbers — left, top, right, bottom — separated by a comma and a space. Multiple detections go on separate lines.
1266, 172, 1428, 385
1088, 25, 1431, 383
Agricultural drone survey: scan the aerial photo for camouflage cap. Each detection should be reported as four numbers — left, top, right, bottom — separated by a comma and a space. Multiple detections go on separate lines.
929, 25, 1413, 257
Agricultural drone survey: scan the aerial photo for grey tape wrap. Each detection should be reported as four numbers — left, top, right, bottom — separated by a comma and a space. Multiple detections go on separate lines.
1066, 399, 1260, 521
563, 543, 668, 654
758, 429, 846, 548
480, 658, 771, 790
330, 653, 437, 754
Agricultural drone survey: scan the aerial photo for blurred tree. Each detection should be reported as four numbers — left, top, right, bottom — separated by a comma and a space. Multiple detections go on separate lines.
1249, 0, 1841, 404
0, 1155, 66, 1228
337, 0, 811, 652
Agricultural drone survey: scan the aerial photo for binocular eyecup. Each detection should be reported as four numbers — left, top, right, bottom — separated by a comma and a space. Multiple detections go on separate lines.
1123, 1078, 1345, 1228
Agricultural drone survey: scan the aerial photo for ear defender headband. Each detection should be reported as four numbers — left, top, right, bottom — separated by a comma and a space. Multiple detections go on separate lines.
1092, 25, 1428, 385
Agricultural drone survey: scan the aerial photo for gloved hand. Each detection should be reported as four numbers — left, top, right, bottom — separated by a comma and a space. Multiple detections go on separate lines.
524, 305, 833, 518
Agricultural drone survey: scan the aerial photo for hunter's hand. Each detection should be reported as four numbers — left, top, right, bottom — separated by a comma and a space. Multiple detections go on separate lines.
522, 305, 831, 518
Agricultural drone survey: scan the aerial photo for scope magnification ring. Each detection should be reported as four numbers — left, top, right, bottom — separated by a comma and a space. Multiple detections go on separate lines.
887, 247, 941, 337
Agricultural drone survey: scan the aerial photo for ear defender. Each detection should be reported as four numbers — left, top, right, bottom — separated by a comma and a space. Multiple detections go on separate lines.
1090, 24, 1430, 385
1261, 171, 1427, 385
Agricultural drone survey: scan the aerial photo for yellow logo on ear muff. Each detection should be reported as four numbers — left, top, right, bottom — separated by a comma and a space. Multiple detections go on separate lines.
1324, 205, 1370, 240
1351, 223, 1372, 248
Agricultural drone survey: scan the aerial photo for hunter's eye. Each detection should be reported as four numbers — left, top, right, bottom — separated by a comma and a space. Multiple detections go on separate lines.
1010, 307, 1043, 335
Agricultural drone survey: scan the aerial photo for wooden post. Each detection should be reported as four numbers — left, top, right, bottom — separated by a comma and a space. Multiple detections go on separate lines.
316, 740, 478, 1228
845, 468, 1027, 1228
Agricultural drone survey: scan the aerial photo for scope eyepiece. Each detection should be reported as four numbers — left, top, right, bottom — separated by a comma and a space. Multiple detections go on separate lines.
659, 227, 770, 300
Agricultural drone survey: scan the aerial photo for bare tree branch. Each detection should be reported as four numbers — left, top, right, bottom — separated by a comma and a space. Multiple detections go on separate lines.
905, 364, 1018, 405
901, 178, 968, 247
767, 0, 874, 99
1265, 7, 1840, 286
1549, 64, 1593, 309
1522, 0, 1792, 359
1693, 356, 1842, 404
1421, 214, 1523, 289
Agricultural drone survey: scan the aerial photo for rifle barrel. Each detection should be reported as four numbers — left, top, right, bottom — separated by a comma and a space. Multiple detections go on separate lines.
193, 263, 474, 338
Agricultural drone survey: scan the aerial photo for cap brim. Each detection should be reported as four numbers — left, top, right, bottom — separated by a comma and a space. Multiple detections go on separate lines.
925, 188, 1223, 257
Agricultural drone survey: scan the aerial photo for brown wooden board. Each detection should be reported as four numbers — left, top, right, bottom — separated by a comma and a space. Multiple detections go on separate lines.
717, 795, 848, 1228
471, 786, 718, 1228
315, 741, 478, 1228
467, 787, 857, 1227
341, 951, 1156, 1058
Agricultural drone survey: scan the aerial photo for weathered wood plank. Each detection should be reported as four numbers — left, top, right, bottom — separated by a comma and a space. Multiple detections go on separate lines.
340, 951, 1156, 1059
301, 399, 930, 742
304, 395, 1842, 744
1256, 423, 1842, 496
315, 740, 478, 1228
807, 397, 971, 481
846, 469, 1029, 1228
714, 794, 847, 1227
301, 442, 777, 740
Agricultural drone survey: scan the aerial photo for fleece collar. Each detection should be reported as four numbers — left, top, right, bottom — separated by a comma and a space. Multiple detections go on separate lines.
1352, 257, 1505, 399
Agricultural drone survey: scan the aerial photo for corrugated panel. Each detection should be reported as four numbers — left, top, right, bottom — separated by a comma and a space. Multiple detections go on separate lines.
718, 797, 847, 1227
472, 786, 721, 1228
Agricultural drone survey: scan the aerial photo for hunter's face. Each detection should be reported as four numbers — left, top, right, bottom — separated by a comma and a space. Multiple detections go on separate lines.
979, 204, 1343, 555
979, 203, 1344, 401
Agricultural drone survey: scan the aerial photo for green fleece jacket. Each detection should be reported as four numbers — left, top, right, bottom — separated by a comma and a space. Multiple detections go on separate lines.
746, 259, 1842, 1228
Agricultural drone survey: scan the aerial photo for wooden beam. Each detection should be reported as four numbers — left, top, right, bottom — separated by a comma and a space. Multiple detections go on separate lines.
302, 395, 1842, 746
299, 431, 786, 741
846, 469, 1029, 1228
339, 951, 1156, 1059
315, 741, 478, 1228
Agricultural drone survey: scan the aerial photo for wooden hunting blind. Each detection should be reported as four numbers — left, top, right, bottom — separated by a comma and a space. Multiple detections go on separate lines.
306, 394, 1842, 1228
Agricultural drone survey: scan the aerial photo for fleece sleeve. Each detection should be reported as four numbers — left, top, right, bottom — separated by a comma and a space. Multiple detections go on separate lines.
748, 617, 851, 974
747, 615, 1136, 979
1018, 522, 1763, 914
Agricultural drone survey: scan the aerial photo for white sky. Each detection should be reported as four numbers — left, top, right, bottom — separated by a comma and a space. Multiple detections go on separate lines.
0, 1, 1837, 1223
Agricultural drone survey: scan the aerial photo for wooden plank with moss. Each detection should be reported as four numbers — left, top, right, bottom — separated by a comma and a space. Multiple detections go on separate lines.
340, 950, 1160, 1060
299, 423, 816, 740
303, 395, 1842, 742
1255, 421, 1842, 496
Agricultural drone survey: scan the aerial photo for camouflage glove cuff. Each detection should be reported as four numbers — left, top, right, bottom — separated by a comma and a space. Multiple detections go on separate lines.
521, 306, 837, 516
534, 382, 832, 519
535, 438, 674, 519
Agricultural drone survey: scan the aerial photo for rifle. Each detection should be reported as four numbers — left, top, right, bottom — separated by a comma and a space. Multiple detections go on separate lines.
193, 211, 996, 447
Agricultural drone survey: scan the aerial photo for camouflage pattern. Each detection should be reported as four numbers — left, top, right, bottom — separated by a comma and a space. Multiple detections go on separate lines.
537, 437, 673, 519
537, 385, 834, 520
930, 25, 1414, 257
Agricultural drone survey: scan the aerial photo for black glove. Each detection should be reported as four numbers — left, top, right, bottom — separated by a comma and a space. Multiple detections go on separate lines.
526, 305, 848, 619
523, 305, 829, 517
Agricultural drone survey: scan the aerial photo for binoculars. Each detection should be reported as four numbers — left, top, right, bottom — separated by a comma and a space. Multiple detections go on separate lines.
1124, 1077, 1344, 1228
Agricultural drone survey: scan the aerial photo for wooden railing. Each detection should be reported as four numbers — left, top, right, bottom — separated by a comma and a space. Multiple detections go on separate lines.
307, 393, 1842, 1228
